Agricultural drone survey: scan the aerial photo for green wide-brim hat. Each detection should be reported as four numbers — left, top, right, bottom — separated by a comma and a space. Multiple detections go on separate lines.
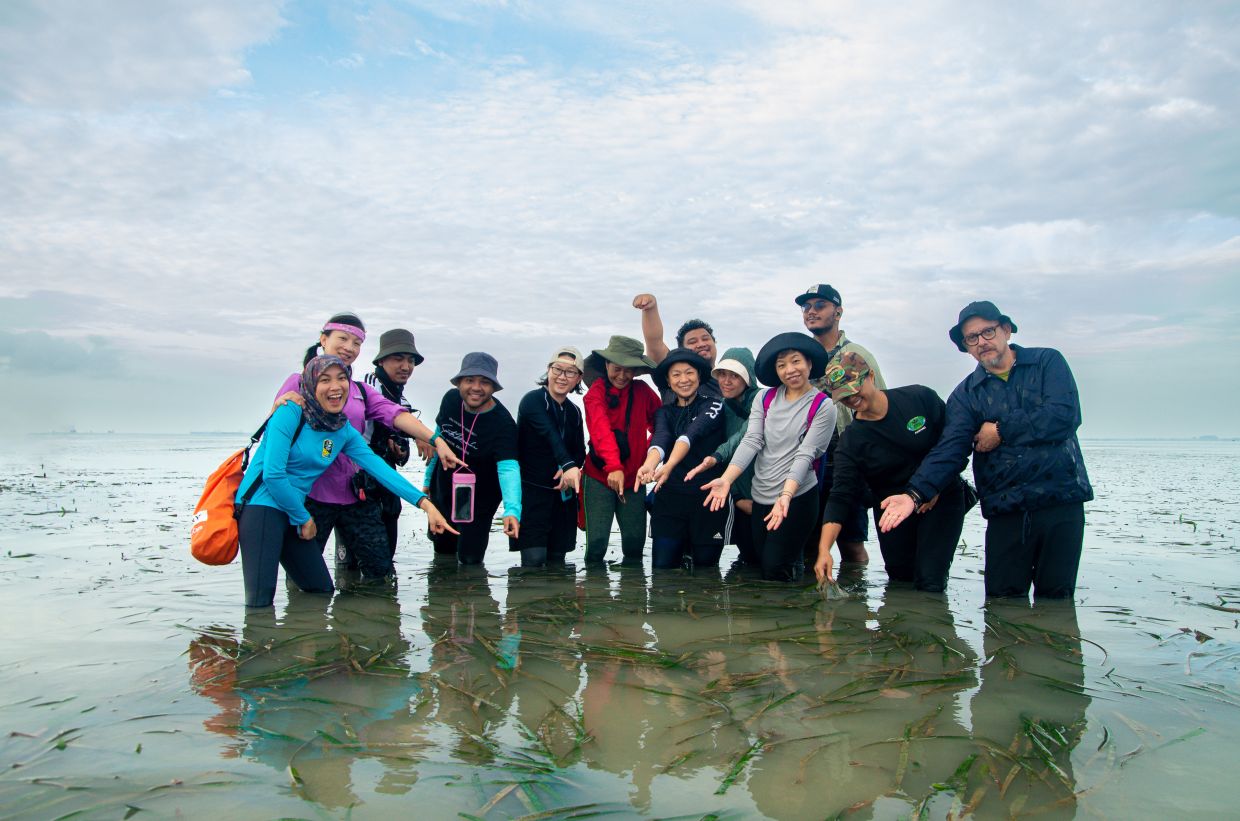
583, 335, 656, 385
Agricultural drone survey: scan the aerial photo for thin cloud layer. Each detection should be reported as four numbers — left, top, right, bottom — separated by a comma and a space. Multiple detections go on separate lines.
1, 1, 1237, 435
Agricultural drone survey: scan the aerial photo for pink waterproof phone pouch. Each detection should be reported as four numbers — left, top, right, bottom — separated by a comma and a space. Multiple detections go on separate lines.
451, 470, 476, 523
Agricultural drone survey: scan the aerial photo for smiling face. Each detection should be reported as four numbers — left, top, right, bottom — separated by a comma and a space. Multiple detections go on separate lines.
961, 316, 1013, 371
840, 373, 877, 415
774, 349, 811, 391
315, 364, 350, 413
546, 356, 582, 401
458, 375, 497, 412
605, 361, 634, 391
667, 362, 701, 401
681, 328, 717, 366
379, 353, 416, 385
320, 330, 362, 366
714, 369, 746, 400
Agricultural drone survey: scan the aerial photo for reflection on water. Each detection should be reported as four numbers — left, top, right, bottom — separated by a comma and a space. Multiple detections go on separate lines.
1, 437, 1239, 818
181, 564, 1090, 818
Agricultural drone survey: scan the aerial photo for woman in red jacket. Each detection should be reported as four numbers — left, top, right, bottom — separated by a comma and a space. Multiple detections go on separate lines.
581, 336, 659, 566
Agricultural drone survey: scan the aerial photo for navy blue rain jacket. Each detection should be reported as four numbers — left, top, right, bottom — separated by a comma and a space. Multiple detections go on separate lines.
907, 345, 1093, 517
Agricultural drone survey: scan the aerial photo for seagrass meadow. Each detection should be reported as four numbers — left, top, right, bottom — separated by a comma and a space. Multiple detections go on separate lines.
1, 436, 1237, 819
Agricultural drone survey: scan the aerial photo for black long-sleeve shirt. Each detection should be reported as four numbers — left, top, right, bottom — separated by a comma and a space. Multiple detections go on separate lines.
823, 385, 952, 523
516, 388, 586, 490
649, 392, 726, 496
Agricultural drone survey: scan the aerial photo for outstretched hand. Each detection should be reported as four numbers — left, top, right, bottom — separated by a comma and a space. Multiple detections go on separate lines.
700, 477, 731, 512
684, 455, 717, 482
878, 493, 916, 533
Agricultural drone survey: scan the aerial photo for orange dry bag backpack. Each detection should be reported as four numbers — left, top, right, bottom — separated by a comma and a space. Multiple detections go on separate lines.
190, 413, 305, 565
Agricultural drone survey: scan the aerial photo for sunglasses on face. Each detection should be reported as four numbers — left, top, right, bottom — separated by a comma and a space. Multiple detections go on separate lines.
801, 299, 836, 313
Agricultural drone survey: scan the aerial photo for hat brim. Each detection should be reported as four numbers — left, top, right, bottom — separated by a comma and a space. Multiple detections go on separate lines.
373, 347, 425, 366
949, 315, 1018, 352
654, 349, 713, 392
450, 370, 503, 391
754, 333, 829, 388
584, 350, 653, 386
794, 292, 841, 307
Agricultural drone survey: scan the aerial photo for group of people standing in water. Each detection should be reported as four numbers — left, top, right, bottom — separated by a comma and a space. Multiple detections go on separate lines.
233, 284, 1094, 610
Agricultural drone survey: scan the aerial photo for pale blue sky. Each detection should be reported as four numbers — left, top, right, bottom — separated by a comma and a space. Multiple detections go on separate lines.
2, 1, 1237, 436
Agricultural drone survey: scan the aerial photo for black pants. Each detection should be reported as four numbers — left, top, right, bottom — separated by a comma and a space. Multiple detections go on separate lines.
304, 497, 394, 579
984, 502, 1085, 599
752, 490, 820, 582
429, 489, 501, 565
238, 504, 334, 607
874, 481, 967, 592
731, 508, 757, 566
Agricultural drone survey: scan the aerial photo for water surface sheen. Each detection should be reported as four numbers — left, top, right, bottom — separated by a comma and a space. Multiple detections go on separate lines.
1, 436, 1237, 819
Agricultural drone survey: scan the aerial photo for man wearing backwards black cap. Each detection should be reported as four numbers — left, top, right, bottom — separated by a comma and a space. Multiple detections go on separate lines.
878, 301, 1093, 600
796, 283, 885, 566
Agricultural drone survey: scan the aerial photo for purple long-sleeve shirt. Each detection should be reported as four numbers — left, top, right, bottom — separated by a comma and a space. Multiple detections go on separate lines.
275, 372, 409, 505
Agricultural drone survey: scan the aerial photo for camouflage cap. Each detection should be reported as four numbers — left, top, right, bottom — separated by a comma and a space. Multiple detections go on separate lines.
825, 351, 872, 401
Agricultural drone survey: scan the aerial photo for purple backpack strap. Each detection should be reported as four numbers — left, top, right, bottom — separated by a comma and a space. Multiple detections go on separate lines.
762, 387, 777, 416
805, 391, 828, 426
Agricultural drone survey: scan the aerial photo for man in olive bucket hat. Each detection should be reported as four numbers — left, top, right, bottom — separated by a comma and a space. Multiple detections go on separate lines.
878, 300, 1093, 600
795, 283, 887, 568
581, 336, 661, 565
352, 329, 426, 562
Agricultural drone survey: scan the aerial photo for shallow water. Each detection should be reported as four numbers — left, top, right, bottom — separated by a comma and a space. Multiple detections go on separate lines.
1, 436, 1237, 819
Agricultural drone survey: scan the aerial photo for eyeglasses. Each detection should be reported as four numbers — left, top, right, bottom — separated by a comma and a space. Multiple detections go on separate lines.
549, 365, 581, 380
963, 324, 1002, 347
801, 299, 834, 313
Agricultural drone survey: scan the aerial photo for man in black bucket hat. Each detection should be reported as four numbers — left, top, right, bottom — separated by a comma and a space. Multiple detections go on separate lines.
878, 301, 1093, 600
422, 352, 522, 565
355, 329, 426, 562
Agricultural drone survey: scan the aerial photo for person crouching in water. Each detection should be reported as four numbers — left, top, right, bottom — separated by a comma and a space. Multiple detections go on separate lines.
812, 353, 970, 591
581, 336, 659, 566
635, 348, 729, 571
237, 356, 456, 607
423, 353, 522, 565
510, 347, 588, 568
702, 333, 835, 581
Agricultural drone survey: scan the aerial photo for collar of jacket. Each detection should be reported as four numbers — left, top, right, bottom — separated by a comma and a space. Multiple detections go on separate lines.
966, 343, 1029, 389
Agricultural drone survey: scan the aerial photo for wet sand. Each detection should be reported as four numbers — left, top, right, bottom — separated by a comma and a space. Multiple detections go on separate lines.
1, 436, 1237, 819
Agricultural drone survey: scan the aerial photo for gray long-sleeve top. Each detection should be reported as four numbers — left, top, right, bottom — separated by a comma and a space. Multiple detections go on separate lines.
726, 387, 837, 505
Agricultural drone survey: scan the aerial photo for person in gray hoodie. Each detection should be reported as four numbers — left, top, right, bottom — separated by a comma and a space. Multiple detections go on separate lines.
685, 347, 759, 566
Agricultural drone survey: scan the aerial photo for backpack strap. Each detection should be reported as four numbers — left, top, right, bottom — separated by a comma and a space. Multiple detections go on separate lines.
238, 414, 308, 510
761, 387, 777, 416
805, 391, 828, 427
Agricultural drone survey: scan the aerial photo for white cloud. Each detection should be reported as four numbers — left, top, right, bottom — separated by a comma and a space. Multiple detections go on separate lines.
0, 1, 1237, 435
0, 0, 286, 108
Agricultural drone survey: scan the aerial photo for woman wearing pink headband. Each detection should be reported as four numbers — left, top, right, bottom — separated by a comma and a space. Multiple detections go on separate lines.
272, 312, 464, 585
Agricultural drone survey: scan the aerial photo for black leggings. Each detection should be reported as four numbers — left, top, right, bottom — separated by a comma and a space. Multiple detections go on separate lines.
984, 502, 1084, 599
304, 497, 394, 579
238, 504, 334, 607
752, 491, 820, 581
873, 482, 967, 592
651, 538, 724, 570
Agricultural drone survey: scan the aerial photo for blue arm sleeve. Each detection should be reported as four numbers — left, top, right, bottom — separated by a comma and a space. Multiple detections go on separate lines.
259, 404, 312, 526
341, 431, 426, 507
497, 459, 523, 520
907, 386, 979, 501
423, 425, 441, 488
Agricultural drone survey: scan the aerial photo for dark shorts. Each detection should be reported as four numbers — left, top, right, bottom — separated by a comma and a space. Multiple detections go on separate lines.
510, 484, 577, 554
650, 490, 732, 547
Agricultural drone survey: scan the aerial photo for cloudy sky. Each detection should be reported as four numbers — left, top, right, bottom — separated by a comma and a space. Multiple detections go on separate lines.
2, 1, 1237, 437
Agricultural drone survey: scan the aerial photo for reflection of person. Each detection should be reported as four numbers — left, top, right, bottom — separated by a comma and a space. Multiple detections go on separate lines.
581, 336, 659, 566
511, 347, 587, 568
273, 313, 462, 579
970, 600, 1088, 814
359, 328, 425, 561
813, 352, 970, 592
880, 301, 1093, 599
424, 352, 522, 565
703, 333, 835, 581
797, 284, 886, 566
237, 356, 454, 607
636, 348, 729, 570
